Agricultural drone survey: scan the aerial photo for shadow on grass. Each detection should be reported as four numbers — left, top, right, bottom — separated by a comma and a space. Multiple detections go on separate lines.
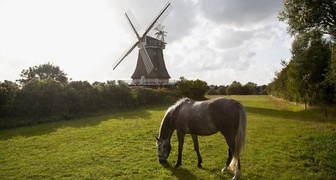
160, 162, 229, 179
245, 106, 336, 123
2, 103, 334, 140
160, 163, 199, 180
0, 105, 168, 140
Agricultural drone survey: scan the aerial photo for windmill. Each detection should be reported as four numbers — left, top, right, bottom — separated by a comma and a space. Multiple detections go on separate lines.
113, 3, 173, 86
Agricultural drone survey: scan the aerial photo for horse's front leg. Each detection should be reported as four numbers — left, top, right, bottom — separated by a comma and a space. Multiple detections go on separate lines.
191, 134, 203, 168
175, 131, 185, 168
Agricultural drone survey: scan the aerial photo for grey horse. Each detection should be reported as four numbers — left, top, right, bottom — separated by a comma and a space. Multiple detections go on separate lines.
156, 97, 247, 180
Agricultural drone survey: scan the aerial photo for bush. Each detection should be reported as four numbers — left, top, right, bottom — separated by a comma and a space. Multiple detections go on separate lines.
175, 77, 209, 100
131, 88, 180, 107
226, 81, 243, 95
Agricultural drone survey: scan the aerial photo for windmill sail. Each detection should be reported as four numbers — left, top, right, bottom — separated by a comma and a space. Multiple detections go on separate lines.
145, 3, 173, 37
124, 10, 154, 73
125, 12, 142, 40
113, 41, 139, 70
139, 43, 154, 74
125, 10, 141, 33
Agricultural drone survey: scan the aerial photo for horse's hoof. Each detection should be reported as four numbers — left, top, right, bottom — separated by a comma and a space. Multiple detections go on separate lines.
232, 170, 241, 180
197, 164, 203, 168
221, 166, 227, 172
159, 158, 167, 164
174, 163, 181, 168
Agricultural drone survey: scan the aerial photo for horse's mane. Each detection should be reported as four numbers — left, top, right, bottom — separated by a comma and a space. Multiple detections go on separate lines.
169, 97, 194, 115
159, 98, 193, 139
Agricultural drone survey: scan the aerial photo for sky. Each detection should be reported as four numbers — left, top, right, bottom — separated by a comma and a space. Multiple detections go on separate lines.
0, 0, 293, 85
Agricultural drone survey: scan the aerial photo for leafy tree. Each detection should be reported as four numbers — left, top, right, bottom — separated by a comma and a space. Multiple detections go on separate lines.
103, 80, 132, 109
217, 85, 227, 95
15, 78, 63, 116
266, 30, 335, 110
0, 81, 19, 117
17, 62, 68, 85
242, 82, 257, 95
226, 81, 242, 95
273, 0, 336, 111
326, 44, 336, 84
66, 81, 97, 112
193, 79, 209, 99
325, 45, 336, 107
207, 85, 218, 95
279, 0, 336, 39
291, 30, 331, 105
175, 77, 209, 100
265, 60, 290, 98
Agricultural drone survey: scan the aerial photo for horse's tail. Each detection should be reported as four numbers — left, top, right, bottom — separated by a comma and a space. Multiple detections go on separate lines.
228, 103, 247, 173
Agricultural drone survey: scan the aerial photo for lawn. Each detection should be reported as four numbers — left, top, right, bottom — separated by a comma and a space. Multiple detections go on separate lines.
0, 95, 335, 179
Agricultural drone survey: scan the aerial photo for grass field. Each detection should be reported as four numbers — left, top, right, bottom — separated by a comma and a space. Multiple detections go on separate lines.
1, 95, 335, 179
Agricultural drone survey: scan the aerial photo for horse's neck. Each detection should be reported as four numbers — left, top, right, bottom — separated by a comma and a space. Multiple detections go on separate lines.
159, 113, 174, 141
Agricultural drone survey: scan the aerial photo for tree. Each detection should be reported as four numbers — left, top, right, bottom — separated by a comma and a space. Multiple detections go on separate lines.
279, 0, 336, 39
65, 81, 97, 112
15, 78, 63, 116
17, 62, 68, 85
265, 60, 290, 99
291, 30, 331, 105
226, 81, 242, 95
266, 30, 335, 110
242, 82, 257, 95
217, 85, 227, 95
326, 44, 336, 84
175, 77, 209, 100
207, 85, 218, 95
0, 81, 19, 117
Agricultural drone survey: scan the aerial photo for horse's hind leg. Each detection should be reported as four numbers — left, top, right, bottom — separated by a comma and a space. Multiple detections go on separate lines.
221, 135, 242, 180
221, 146, 241, 180
191, 134, 203, 168
221, 147, 233, 172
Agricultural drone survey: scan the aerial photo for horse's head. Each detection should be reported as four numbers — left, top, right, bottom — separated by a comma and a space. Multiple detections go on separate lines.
156, 137, 171, 164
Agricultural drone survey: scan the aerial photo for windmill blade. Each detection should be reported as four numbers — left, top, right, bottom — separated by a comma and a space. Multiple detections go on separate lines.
143, 2, 173, 38
125, 10, 141, 38
125, 11, 142, 40
113, 41, 139, 70
139, 43, 154, 74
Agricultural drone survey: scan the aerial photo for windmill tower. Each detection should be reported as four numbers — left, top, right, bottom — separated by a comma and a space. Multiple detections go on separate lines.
113, 3, 173, 86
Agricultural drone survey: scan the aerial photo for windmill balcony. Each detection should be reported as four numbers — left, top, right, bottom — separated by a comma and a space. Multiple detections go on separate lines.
116, 79, 177, 88
132, 78, 175, 85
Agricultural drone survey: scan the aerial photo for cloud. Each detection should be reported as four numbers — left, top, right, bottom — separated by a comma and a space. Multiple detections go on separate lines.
210, 26, 253, 50
163, 0, 291, 85
199, 0, 283, 29
0, 0, 292, 85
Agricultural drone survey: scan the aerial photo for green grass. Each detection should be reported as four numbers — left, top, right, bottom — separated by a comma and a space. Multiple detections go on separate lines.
1, 95, 335, 179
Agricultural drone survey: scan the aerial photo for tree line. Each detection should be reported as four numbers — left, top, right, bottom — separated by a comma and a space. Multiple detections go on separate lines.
266, 0, 336, 114
0, 63, 181, 129
1, 62, 265, 129
208, 81, 266, 95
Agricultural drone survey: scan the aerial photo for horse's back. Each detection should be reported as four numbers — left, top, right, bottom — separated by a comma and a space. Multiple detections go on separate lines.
208, 98, 241, 134
172, 97, 241, 136
210, 97, 241, 111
